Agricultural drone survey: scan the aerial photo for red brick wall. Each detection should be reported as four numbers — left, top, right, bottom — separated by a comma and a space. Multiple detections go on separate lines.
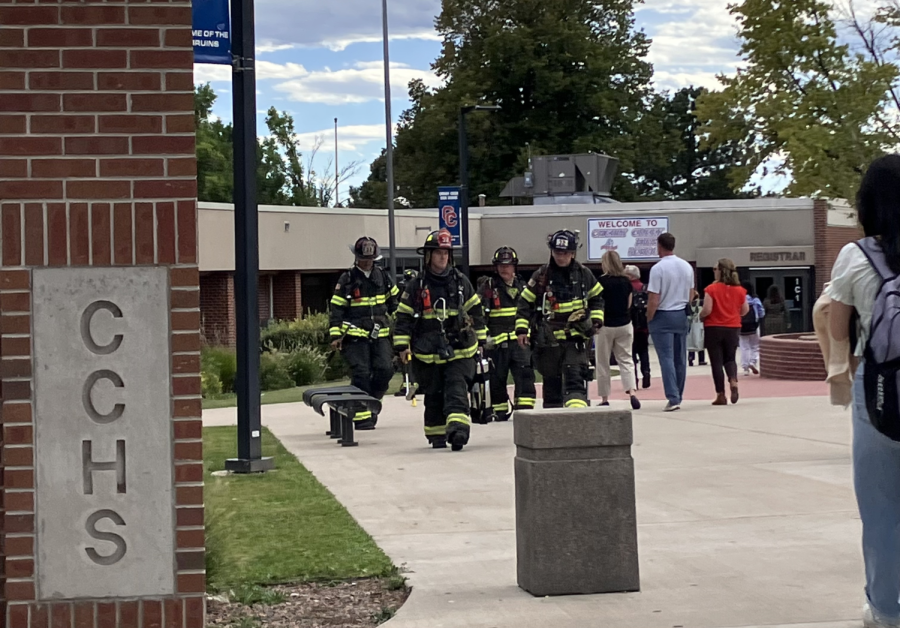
813, 199, 862, 297
0, 0, 203, 625
259, 274, 271, 323
759, 333, 827, 380
200, 272, 235, 346
273, 270, 303, 321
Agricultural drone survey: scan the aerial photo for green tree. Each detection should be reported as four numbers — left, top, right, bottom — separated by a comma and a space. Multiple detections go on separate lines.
695, 0, 899, 205
194, 84, 359, 206
625, 87, 760, 200
351, 0, 654, 208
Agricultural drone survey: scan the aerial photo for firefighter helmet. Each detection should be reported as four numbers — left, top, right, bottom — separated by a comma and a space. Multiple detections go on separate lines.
492, 246, 518, 266
403, 269, 418, 281
547, 229, 579, 252
350, 236, 381, 260
416, 229, 455, 255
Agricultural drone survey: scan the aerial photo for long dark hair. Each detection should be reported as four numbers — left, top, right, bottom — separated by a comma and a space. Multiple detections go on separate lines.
766, 285, 783, 304
857, 154, 900, 274
741, 280, 756, 298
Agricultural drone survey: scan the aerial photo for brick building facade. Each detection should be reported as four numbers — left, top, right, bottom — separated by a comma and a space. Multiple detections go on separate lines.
0, 1, 204, 626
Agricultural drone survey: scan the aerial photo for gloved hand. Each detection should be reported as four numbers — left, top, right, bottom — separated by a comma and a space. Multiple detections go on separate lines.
484, 336, 496, 350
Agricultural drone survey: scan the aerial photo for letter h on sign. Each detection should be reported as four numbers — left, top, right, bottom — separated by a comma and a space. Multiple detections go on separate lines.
81, 300, 128, 566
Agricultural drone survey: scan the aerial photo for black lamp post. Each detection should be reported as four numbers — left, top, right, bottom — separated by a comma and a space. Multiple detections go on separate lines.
225, 0, 274, 474
458, 105, 500, 278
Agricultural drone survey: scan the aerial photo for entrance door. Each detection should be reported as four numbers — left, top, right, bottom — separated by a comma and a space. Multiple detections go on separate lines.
745, 268, 812, 334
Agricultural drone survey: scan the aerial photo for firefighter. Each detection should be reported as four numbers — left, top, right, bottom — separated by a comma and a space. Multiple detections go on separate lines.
329, 236, 399, 429
515, 229, 604, 409
478, 246, 536, 421
393, 229, 488, 450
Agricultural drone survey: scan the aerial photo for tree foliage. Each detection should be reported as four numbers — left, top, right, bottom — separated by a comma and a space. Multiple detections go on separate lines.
194, 84, 360, 206
696, 0, 900, 204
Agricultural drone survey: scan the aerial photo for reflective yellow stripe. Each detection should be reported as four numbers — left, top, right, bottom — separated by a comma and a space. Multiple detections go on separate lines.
565, 399, 588, 408
515, 318, 530, 330
476, 328, 487, 340
346, 328, 370, 337
492, 401, 510, 412
517, 397, 536, 407
463, 294, 481, 311
350, 295, 389, 306
422, 309, 459, 319
590, 310, 605, 322
329, 326, 342, 337
390, 285, 400, 296
393, 335, 410, 346
331, 295, 349, 306
397, 302, 415, 315
554, 300, 587, 313
447, 412, 471, 426
492, 332, 511, 343
353, 411, 372, 421
522, 288, 537, 303
424, 425, 447, 436
587, 283, 602, 298
489, 307, 517, 318
413, 343, 478, 364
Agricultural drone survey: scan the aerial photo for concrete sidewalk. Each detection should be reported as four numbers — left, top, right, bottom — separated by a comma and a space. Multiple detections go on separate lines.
203, 393, 865, 628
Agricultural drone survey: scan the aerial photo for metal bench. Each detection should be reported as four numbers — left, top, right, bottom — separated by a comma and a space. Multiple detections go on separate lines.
302, 385, 383, 447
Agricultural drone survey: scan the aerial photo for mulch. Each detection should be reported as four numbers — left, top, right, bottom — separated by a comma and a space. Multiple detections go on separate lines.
206, 579, 410, 628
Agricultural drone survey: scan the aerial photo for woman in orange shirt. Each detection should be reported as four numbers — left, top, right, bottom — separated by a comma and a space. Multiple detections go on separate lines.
699, 259, 749, 405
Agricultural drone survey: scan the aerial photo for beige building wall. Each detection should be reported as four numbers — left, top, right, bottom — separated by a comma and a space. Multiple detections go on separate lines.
198, 198, 815, 272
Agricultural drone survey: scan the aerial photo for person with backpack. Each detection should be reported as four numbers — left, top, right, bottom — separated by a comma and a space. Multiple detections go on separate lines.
824, 154, 900, 628
625, 265, 651, 389
739, 280, 765, 375
699, 258, 749, 405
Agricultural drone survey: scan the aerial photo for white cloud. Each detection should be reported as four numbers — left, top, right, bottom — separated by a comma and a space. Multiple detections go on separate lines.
255, 0, 441, 50
274, 60, 442, 105
293, 123, 392, 154
194, 63, 231, 83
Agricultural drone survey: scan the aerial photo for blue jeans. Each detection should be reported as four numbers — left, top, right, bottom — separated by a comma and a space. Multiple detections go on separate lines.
852, 364, 900, 620
649, 310, 688, 405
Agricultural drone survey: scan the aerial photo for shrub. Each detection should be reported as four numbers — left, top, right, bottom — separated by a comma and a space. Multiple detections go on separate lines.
259, 350, 294, 391
202, 346, 237, 393
284, 346, 327, 387
260, 313, 330, 353
201, 370, 223, 398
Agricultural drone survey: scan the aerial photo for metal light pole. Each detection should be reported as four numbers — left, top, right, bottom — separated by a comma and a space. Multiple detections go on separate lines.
225, 0, 273, 474
334, 117, 339, 207
458, 105, 500, 278
382, 0, 397, 280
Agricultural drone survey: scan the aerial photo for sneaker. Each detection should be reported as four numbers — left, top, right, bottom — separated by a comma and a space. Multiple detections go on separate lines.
864, 602, 900, 627
664, 402, 681, 412
630, 395, 641, 410
750, 364, 759, 375
743, 368, 750, 376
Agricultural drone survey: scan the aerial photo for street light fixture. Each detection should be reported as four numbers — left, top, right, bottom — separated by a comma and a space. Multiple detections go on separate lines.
458, 104, 501, 278
382, 0, 398, 282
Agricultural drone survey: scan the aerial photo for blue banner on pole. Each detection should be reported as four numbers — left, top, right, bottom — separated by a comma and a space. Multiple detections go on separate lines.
192, 0, 232, 65
438, 186, 462, 247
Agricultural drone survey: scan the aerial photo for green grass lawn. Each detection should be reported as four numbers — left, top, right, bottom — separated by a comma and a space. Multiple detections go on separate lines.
204, 426, 396, 590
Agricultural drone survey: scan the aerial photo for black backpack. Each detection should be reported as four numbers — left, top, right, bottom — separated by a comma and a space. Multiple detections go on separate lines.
741, 304, 758, 334
631, 287, 649, 329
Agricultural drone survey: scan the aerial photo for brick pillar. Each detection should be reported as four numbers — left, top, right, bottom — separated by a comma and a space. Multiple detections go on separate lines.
273, 270, 303, 321
200, 272, 235, 346
813, 199, 862, 297
0, 1, 204, 627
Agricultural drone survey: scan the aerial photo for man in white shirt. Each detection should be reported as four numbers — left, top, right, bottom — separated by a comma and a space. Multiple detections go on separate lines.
647, 232, 696, 411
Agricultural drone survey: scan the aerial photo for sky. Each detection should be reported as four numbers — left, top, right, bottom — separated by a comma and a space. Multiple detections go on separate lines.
192, 0, 747, 202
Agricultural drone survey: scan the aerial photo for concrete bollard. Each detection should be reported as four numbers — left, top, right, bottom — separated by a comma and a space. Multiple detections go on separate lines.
514, 408, 640, 597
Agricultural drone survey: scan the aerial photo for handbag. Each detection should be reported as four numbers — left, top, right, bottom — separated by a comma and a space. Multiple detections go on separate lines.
687, 300, 705, 352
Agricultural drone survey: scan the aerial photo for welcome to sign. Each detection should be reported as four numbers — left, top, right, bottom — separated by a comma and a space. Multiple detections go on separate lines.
587, 216, 669, 261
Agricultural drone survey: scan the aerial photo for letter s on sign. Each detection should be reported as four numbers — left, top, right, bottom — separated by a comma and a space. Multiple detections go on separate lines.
85, 509, 127, 566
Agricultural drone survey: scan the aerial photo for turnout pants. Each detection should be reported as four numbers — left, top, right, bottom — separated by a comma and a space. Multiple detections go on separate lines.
534, 341, 591, 409
487, 342, 537, 418
342, 338, 393, 424
413, 357, 475, 445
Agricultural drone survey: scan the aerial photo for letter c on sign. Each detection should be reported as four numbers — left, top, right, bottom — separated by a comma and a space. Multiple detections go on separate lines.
85, 509, 127, 566
83, 370, 125, 424
81, 301, 123, 355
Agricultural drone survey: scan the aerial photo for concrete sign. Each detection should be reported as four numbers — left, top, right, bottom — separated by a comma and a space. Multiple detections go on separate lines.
32, 267, 175, 600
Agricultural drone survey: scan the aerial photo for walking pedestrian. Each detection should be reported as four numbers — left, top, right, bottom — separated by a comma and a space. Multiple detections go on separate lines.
700, 259, 749, 405
763, 285, 790, 336
595, 252, 641, 409
739, 280, 764, 375
823, 154, 900, 627
647, 232, 696, 412
625, 265, 651, 389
